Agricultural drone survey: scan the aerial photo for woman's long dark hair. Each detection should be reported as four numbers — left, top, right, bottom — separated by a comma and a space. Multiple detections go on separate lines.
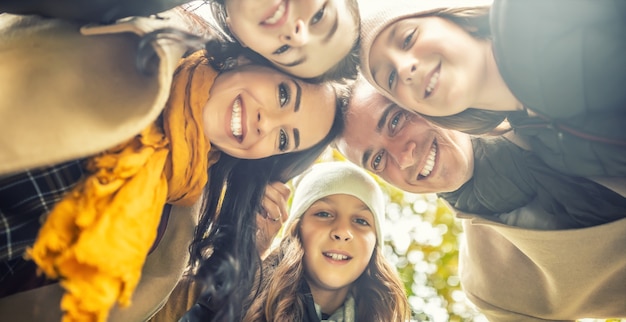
188, 87, 347, 322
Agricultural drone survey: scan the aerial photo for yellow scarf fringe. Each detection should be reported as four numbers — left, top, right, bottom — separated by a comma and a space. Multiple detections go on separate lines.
27, 50, 219, 322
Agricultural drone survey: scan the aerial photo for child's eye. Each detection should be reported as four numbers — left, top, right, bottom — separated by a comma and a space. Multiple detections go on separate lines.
278, 129, 289, 152
278, 82, 290, 107
314, 211, 332, 218
311, 4, 326, 25
273, 45, 291, 55
371, 150, 386, 172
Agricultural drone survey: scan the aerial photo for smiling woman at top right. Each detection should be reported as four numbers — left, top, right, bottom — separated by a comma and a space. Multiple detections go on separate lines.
359, 0, 626, 178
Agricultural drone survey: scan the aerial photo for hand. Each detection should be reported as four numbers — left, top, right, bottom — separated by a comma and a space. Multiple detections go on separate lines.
256, 182, 291, 259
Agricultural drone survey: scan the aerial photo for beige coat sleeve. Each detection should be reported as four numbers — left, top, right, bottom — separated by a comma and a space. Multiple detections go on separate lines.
0, 13, 187, 175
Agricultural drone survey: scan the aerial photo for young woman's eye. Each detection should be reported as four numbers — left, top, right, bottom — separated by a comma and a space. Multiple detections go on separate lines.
278, 129, 289, 151
314, 211, 332, 218
388, 70, 397, 91
371, 150, 385, 171
278, 82, 290, 107
273, 45, 291, 55
402, 28, 416, 49
311, 4, 326, 25
354, 218, 370, 226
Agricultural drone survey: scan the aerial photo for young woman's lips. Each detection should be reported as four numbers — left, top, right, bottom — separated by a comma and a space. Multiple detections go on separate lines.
423, 62, 441, 99
260, 0, 288, 27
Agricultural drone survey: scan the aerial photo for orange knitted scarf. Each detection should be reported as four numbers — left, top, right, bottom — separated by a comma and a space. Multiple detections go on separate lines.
27, 50, 219, 322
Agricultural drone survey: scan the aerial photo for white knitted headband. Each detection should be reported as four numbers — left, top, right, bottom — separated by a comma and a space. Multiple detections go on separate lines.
286, 161, 385, 245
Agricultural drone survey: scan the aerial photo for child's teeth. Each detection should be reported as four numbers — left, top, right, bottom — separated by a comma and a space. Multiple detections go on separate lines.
231, 98, 242, 137
326, 253, 348, 260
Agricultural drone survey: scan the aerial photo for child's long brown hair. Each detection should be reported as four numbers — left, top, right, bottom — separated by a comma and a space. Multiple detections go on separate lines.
243, 217, 410, 322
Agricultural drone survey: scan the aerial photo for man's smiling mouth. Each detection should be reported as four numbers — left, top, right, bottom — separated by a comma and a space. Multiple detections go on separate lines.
418, 141, 437, 179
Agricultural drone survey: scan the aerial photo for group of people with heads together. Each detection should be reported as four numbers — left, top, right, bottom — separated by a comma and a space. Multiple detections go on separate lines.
0, 0, 624, 321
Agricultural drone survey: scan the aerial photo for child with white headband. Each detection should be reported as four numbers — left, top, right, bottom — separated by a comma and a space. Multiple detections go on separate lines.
241, 161, 409, 321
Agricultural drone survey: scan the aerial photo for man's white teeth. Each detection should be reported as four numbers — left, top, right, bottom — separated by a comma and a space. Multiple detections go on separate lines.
231, 97, 242, 138
420, 143, 437, 177
325, 252, 348, 260
425, 71, 439, 97
264, 1, 286, 25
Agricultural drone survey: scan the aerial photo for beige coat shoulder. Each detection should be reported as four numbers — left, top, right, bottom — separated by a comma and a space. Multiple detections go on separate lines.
0, 13, 188, 175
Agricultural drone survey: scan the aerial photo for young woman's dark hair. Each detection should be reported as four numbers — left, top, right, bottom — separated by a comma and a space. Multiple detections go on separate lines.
205, 0, 361, 83
186, 87, 348, 322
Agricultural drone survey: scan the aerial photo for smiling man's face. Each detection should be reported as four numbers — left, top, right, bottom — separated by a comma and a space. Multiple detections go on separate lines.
335, 85, 474, 194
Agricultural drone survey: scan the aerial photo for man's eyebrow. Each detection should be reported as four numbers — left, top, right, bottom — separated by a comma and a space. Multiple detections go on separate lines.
376, 104, 395, 133
361, 148, 372, 169
274, 56, 308, 67
293, 129, 300, 150
322, 11, 339, 44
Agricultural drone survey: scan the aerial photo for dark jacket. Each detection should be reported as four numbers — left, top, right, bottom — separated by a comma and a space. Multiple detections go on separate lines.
440, 137, 626, 228
491, 0, 626, 177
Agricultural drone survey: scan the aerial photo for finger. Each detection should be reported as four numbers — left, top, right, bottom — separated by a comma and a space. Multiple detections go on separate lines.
261, 198, 282, 223
264, 183, 289, 205
268, 182, 291, 198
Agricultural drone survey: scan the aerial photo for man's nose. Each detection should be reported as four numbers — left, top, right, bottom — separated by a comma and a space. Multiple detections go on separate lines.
390, 141, 416, 170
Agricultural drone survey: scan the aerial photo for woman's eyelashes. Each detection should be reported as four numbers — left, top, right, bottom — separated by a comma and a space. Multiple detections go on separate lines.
276, 82, 291, 152
278, 129, 289, 152
278, 82, 291, 107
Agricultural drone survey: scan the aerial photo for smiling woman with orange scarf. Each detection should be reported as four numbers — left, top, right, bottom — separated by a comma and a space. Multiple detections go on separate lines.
0, 12, 345, 322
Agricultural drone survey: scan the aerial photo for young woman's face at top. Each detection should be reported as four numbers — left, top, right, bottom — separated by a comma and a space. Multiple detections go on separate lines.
368, 16, 492, 117
203, 64, 336, 159
300, 194, 376, 295
224, 0, 358, 78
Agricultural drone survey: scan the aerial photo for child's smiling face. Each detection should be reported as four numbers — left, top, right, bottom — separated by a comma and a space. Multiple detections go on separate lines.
300, 194, 376, 296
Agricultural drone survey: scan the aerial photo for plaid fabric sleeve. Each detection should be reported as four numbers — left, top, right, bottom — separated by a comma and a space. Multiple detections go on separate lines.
0, 159, 86, 263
